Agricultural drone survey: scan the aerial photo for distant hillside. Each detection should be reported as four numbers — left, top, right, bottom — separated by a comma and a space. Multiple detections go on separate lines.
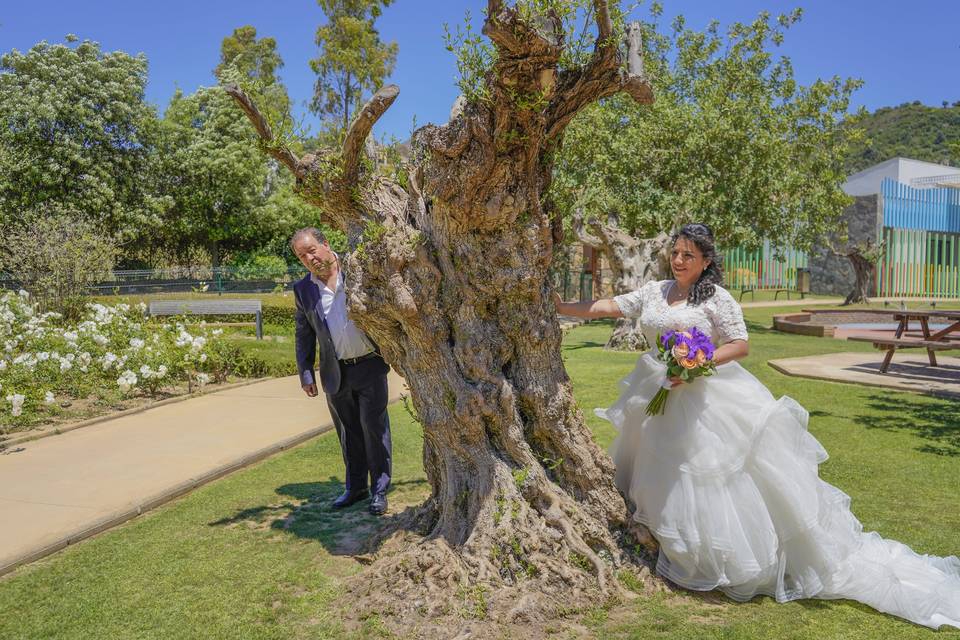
845, 102, 960, 175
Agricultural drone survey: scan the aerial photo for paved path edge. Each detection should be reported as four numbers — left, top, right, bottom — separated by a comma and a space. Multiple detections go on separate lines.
1, 377, 272, 449
0, 420, 336, 579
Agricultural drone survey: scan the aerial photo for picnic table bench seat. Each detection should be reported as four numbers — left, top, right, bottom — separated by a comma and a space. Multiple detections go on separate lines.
846, 336, 960, 350
147, 299, 263, 339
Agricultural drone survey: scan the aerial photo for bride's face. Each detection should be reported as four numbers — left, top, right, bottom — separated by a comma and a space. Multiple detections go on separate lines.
670, 237, 710, 289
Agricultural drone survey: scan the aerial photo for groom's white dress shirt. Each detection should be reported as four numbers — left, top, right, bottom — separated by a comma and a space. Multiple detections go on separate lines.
310, 268, 375, 360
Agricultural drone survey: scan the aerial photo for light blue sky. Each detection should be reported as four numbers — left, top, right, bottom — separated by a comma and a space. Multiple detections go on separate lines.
3, 1, 959, 141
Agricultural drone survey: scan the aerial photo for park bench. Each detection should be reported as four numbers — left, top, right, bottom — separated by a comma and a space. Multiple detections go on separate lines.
148, 299, 263, 339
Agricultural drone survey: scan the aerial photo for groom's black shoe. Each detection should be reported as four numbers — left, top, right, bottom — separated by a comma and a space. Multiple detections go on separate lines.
369, 491, 387, 516
332, 488, 369, 509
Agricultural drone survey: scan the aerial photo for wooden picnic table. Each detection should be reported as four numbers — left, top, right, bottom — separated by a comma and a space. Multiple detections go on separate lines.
848, 310, 960, 373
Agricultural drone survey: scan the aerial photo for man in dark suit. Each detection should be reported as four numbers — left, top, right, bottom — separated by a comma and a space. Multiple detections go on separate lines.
290, 227, 392, 515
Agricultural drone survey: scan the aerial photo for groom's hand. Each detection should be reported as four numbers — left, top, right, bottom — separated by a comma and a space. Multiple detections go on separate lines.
302, 383, 318, 397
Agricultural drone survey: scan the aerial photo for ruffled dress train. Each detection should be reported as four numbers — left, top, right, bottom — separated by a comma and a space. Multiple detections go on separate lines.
598, 352, 960, 629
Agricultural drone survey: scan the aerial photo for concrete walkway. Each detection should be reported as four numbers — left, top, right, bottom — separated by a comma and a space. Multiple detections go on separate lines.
769, 352, 960, 399
0, 372, 406, 577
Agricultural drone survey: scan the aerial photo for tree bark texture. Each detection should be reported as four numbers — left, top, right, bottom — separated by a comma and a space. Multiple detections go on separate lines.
572, 210, 671, 350
227, 1, 655, 629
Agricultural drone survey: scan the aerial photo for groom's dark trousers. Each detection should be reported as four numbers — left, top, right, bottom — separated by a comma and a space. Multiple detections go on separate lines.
293, 275, 391, 496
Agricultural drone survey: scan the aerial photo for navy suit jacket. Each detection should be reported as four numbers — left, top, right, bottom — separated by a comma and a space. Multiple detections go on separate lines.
293, 274, 344, 395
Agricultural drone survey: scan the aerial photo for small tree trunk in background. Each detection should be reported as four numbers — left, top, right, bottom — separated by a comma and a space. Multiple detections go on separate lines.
843, 250, 874, 305
209, 239, 221, 271
572, 210, 670, 350
227, 3, 656, 630
834, 240, 884, 306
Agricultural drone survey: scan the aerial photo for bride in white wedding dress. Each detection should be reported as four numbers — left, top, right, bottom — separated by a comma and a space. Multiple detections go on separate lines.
556, 223, 960, 629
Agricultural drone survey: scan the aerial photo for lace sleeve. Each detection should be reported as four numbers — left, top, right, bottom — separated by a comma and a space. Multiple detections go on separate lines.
613, 287, 645, 319
710, 288, 749, 343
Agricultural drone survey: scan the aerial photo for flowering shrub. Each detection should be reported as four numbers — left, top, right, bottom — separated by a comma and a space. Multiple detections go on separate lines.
0, 290, 230, 429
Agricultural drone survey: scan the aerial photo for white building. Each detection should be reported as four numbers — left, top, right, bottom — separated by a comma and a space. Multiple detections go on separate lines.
842, 157, 960, 196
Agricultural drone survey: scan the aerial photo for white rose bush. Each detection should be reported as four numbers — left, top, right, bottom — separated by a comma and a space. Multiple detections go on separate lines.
0, 290, 233, 429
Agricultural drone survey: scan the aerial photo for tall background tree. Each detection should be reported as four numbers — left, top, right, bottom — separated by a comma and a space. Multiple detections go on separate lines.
154, 26, 337, 271
0, 37, 165, 244
226, 0, 656, 631
158, 86, 270, 269
309, 0, 398, 139
552, 8, 862, 348
215, 25, 291, 120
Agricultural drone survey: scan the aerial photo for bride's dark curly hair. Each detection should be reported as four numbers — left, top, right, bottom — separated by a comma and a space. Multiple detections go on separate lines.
671, 223, 724, 305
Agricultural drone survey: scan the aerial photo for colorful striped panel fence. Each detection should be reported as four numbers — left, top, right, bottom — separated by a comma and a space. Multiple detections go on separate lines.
721, 242, 808, 291
877, 227, 960, 298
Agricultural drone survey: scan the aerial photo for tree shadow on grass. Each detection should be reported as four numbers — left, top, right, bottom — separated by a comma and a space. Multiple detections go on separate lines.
563, 340, 607, 350
853, 393, 960, 457
745, 319, 779, 336
208, 476, 431, 556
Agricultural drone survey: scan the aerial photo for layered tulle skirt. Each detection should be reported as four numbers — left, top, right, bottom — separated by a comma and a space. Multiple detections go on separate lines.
597, 352, 960, 629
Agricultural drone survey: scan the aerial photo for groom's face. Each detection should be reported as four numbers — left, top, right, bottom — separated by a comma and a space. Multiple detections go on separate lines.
293, 235, 337, 280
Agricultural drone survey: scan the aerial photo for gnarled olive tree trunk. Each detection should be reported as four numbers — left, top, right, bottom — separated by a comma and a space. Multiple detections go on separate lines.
573, 210, 670, 350
227, 1, 655, 627
833, 240, 884, 306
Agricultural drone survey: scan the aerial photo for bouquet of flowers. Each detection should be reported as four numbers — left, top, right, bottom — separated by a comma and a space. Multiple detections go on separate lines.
646, 327, 717, 416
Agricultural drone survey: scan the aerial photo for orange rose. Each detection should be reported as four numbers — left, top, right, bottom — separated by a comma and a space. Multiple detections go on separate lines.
695, 349, 707, 365
672, 343, 690, 359
679, 357, 699, 369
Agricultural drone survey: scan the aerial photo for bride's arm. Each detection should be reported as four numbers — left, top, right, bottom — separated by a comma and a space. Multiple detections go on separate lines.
713, 339, 749, 365
669, 339, 748, 387
553, 293, 623, 319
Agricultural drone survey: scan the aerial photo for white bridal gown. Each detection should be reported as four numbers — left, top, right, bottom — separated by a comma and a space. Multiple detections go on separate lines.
597, 280, 960, 629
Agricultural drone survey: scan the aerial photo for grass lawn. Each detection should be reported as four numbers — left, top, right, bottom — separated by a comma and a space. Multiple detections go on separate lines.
1, 310, 958, 638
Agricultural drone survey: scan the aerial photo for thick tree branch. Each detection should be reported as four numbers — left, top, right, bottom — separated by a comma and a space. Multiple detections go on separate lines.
571, 209, 603, 248
544, 20, 653, 141
223, 84, 301, 176
342, 84, 400, 184
594, 0, 614, 44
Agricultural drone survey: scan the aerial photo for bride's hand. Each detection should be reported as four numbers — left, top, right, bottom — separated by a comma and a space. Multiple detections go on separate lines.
669, 376, 685, 388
